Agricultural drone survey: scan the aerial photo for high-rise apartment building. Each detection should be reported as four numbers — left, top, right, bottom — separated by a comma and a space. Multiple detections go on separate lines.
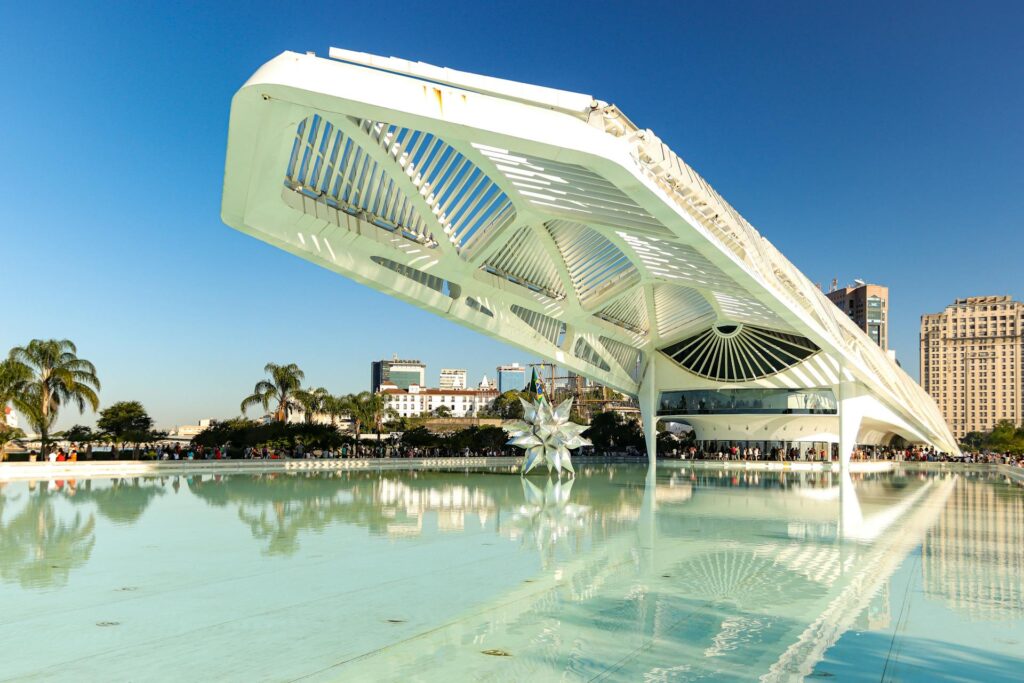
439, 368, 467, 390
371, 356, 426, 392
920, 295, 1024, 439
496, 363, 526, 393
826, 280, 889, 349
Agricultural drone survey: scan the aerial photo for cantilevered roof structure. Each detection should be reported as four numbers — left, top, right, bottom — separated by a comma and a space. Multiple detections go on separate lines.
222, 48, 958, 460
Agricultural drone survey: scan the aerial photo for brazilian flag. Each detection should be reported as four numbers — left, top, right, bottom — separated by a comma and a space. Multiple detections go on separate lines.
526, 367, 546, 403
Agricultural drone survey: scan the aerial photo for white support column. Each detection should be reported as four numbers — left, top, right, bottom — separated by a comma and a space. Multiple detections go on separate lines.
837, 380, 864, 475
638, 356, 658, 466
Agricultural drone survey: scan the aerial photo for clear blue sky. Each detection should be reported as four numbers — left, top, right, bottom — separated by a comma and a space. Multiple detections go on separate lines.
2, 1, 1022, 429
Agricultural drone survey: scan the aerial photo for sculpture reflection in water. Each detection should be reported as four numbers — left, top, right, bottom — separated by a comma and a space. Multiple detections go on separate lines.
507, 477, 589, 565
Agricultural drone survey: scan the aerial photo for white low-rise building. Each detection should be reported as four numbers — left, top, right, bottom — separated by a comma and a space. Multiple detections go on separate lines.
382, 384, 498, 418
170, 418, 215, 438
439, 368, 468, 390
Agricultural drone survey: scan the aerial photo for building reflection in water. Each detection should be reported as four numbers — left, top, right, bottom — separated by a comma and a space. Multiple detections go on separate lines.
922, 475, 1024, 621
1, 462, 1022, 676
185, 467, 647, 556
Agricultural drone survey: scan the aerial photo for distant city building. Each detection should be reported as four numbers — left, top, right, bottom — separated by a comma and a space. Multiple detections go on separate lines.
4, 406, 17, 429
826, 279, 889, 349
439, 368, 468, 390
496, 363, 526, 393
170, 418, 215, 438
920, 295, 1024, 439
380, 385, 499, 418
567, 370, 595, 389
478, 374, 494, 391
371, 356, 426, 392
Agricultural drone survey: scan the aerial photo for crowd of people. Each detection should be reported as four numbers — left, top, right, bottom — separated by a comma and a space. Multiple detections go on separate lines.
17, 440, 1024, 470
669, 442, 1024, 468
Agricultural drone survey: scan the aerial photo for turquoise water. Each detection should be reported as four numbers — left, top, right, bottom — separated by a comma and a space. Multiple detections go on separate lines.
0, 465, 1020, 681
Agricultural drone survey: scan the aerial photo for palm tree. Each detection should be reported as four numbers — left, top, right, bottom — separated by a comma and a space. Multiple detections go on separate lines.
340, 392, 368, 440
294, 386, 329, 424
321, 393, 348, 427
0, 358, 29, 408
240, 363, 305, 422
0, 359, 28, 461
7, 340, 101, 457
361, 392, 397, 443
0, 425, 25, 462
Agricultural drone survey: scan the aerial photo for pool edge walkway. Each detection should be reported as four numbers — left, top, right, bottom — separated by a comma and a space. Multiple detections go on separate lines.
0, 457, 1012, 481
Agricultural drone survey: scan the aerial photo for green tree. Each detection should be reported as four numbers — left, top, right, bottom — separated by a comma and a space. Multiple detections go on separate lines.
97, 401, 154, 459
986, 419, 1018, 453
294, 386, 330, 424
492, 390, 527, 419
339, 392, 367, 440
240, 363, 305, 422
60, 424, 98, 443
322, 393, 351, 427
960, 431, 985, 451
585, 411, 643, 451
363, 392, 397, 443
0, 424, 25, 461
434, 404, 453, 418
0, 358, 29, 409
401, 425, 437, 449
7, 339, 101, 457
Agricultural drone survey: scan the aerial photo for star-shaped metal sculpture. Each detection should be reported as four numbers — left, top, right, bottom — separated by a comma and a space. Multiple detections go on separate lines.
504, 397, 591, 476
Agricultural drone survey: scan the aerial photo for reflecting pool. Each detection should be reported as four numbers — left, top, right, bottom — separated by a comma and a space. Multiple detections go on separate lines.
0, 465, 1021, 681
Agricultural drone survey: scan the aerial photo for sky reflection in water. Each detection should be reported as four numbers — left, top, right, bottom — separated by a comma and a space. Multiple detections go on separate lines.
0, 465, 1020, 681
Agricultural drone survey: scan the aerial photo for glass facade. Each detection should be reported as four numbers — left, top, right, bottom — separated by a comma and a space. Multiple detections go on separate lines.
497, 369, 526, 393
371, 360, 426, 392
657, 388, 837, 415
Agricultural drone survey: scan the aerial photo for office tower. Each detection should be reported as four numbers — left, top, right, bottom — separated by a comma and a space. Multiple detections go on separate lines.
920, 295, 1024, 439
826, 279, 889, 349
371, 356, 427, 392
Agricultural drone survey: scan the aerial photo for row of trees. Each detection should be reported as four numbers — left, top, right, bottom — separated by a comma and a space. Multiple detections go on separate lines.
1, 347, 659, 459
961, 420, 1024, 454
0, 339, 171, 459
240, 362, 396, 440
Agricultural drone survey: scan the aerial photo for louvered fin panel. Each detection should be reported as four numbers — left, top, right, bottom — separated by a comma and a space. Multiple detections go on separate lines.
352, 119, 516, 255
369, 256, 461, 299
599, 336, 644, 381
713, 292, 786, 327
483, 226, 565, 299
654, 285, 716, 340
474, 144, 670, 235
285, 115, 435, 246
510, 305, 566, 346
545, 220, 639, 306
595, 288, 649, 335
618, 232, 745, 294
660, 324, 819, 381
574, 338, 611, 372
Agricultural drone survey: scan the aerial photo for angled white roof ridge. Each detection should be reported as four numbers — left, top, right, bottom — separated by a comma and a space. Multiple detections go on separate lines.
327, 47, 600, 116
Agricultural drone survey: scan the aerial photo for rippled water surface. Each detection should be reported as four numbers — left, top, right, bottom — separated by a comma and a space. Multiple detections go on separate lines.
0, 464, 1021, 681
